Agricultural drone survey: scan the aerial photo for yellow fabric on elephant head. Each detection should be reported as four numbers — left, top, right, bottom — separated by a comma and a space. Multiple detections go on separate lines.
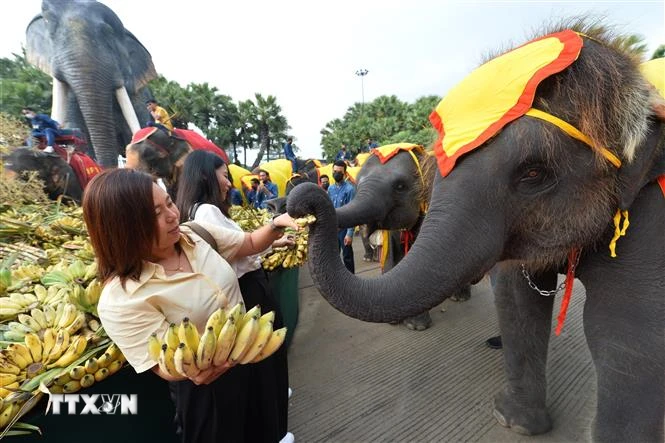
355, 153, 371, 167
372, 143, 424, 164
640, 58, 665, 98
429, 30, 583, 177
228, 164, 251, 204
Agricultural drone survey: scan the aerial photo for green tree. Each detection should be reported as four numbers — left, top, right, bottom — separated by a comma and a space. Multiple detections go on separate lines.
652, 44, 665, 59
0, 50, 52, 118
249, 94, 290, 169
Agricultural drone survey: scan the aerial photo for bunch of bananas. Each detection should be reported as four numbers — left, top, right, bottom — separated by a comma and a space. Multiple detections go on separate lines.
261, 215, 316, 271
229, 206, 272, 232
0, 330, 88, 397
148, 303, 286, 379
0, 302, 85, 342
45, 343, 125, 394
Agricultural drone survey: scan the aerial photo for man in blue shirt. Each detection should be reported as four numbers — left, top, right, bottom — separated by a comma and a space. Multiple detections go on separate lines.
247, 170, 278, 209
365, 138, 379, 153
328, 160, 356, 273
283, 137, 297, 174
334, 144, 352, 163
21, 107, 62, 153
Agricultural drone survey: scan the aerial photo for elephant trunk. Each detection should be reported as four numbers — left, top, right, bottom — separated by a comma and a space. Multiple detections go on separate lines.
287, 181, 503, 322
335, 192, 388, 229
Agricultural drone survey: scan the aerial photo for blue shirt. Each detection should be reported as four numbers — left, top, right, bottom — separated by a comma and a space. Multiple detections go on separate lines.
335, 150, 351, 162
328, 180, 355, 237
28, 113, 60, 132
283, 142, 295, 160
230, 188, 243, 206
246, 181, 278, 209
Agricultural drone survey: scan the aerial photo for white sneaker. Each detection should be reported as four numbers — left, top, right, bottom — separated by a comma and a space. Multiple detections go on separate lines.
288, 387, 293, 399
43, 146, 54, 153
280, 432, 294, 443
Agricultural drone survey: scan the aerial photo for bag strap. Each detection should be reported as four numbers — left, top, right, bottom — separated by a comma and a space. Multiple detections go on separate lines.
181, 221, 218, 253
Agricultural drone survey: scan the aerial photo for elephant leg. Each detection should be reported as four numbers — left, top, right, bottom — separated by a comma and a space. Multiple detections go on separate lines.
402, 311, 432, 331
449, 284, 472, 302
490, 264, 556, 435
581, 266, 664, 442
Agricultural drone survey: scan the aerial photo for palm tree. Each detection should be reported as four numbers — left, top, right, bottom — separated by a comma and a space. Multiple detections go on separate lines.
250, 94, 289, 169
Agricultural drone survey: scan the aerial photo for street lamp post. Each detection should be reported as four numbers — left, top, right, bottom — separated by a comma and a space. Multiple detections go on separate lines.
355, 68, 369, 112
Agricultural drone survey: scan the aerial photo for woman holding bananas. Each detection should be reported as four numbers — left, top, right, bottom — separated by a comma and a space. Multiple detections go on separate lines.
176, 150, 293, 442
82, 168, 298, 442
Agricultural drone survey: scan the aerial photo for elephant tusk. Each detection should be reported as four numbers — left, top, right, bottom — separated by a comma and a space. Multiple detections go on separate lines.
115, 87, 141, 133
51, 78, 69, 125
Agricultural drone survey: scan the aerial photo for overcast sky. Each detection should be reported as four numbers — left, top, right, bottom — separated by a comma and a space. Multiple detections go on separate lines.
1, 1, 663, 160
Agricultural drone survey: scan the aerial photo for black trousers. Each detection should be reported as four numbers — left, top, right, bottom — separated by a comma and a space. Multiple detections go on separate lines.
169, 269, 289, 443
337, 229, 355, 273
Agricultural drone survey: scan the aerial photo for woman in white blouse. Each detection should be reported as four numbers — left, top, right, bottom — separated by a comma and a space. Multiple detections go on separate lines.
83, 168, 297, 443
176, 151, 293, 443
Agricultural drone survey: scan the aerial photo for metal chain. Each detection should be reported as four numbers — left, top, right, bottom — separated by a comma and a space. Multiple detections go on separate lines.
520, 252, 581, 297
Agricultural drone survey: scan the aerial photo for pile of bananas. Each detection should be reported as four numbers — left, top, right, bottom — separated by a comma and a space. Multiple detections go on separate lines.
148, 302, 286, 379
0, 302, 86, 342
261, 215, 316, 271
44, 343, 125, 394
229, 206, 272, 231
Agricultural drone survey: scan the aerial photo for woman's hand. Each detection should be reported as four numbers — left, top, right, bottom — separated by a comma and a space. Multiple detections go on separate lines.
272, 213, 300, 231
273, 234, 295, 249
189, 361, 234, 385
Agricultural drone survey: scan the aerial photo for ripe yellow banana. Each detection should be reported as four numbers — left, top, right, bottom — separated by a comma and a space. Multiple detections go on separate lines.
163, 323, 180, 350
48, 329, 70, 361
178, 318, 200, 352
174, 343, 200, 378
41, 328, 57, 361
69, 365, 87, 380
195, 326, 216, 371
7, 343, 33, 367
80, 373, 95, 388
53, 372, 71, 386
64, 311, 87, 335
205, 307, 226, 338
228, 315, 260, 363
251, 327, 287, 363
238, 312, 275, 364
18, 313, 42, 332
0, 373, 18, 387
24, 332, 43, 363
107, 359, 124, 375
226, 302, 245, 325
30, 308, 49, 330
148, 333, 162, 362
159, 344, 177, 377
42, 304, 56, 327
57, 303, 78, 329
0, 403, 17, 428
212, 317, 237, 366
47, 336, 88, 368
85, 357, 99, 374
34, 285, 48, 303
94, 367, 109, 382
236, 304, 261, 333
106, 343, 121, 361
96, 352, 113, 368
62, 380, 81, 393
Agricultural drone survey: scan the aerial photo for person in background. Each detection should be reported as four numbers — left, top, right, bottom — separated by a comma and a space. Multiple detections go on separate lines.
146, 99, 174, 132
230, 187, 243, 206
176, 150, 294, 442
335, 144, 352, 163
82, 168, 298, 442
21, 107, 62, 153
282, 137, 297, 175
319, 174, 330, 191
328, 160, 356, 273
366, 138, 379, 152
246, 178, 261, 208
250, 170, 278, 209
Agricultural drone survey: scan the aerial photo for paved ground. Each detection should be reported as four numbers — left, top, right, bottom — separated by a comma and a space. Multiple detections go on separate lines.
285, 236, 596, 442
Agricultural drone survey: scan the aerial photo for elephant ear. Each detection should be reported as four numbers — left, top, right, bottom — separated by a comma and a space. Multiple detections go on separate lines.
617, 119, 665, 210
25, 14, 54, 76
122, 30, 157, 92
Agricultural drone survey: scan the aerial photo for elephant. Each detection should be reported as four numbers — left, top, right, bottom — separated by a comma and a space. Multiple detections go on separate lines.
26, 0, 156, 168
287, 23, 665, 442
337, 144, 472, 330
3, 148, 85, 202
125, 127, 229, 198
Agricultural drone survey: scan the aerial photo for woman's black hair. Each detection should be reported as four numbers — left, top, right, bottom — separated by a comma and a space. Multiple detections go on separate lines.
176, 150, 230, 222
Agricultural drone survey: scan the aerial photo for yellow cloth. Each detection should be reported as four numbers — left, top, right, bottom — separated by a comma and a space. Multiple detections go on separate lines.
429, 30, 582, 177
355, 153, 371, 167
372, 143, 423, 164
640, 58, 665, 98
153, 105, 173, 131
97, 223, 245, 373
318, 163, 357, 184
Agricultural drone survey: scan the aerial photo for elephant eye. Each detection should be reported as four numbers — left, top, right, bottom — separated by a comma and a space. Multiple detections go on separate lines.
394, 182, 406, 191
521, 167, 544, 182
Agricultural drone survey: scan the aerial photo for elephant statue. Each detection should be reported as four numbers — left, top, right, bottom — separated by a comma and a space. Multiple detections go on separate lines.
125, 127, 229, 198
337, 143, 472, 330
287, 24, 664, 442
26, 0, 156, 168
